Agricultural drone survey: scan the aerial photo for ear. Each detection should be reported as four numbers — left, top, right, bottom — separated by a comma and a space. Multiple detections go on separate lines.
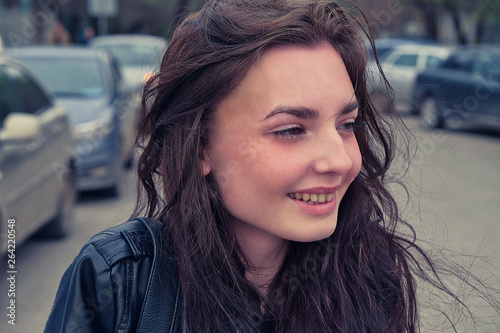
201, 151, 211, 176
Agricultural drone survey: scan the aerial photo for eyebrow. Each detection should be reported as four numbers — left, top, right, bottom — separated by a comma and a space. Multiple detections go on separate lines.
339, 100, 360, 116
261, 106, 318, 121
261, 100, 359, 121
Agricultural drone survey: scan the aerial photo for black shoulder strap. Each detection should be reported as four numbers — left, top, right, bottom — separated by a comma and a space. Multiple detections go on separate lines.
134, 217, 183, 333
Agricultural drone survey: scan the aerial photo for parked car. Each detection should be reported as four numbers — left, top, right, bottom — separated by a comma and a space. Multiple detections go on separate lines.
0, 55, 76, 255
368, 44, 453, 113
88, 34, 167, 91
414, 46, 500, 130
7, 46, 139, 195
367, 37, 435, 62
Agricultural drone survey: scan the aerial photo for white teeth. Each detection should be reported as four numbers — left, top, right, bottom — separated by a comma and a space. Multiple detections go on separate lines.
289, 192, 335, 204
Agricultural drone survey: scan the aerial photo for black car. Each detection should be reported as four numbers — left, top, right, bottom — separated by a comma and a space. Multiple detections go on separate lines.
413, 45, 500, 130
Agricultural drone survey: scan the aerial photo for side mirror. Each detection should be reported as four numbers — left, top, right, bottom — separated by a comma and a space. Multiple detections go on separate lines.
0, 113, 40, 142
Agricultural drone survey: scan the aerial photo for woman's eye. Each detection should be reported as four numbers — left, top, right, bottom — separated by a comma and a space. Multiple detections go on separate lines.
272, 126, 306, 138
338, 120, 365, 133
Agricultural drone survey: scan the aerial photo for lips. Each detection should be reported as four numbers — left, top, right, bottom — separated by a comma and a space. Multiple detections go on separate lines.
287, 192, 335, 205
287, 187, 339, 216
287, 186, 339, 205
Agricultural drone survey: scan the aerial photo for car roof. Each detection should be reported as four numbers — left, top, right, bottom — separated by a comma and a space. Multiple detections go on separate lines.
4, 46, 111, 60
0, 53, 35, 67
373, 37, 434, 46
386, 44, 455, 55
89, 34, 168, 46
0, 54, 55, 97
453, 44, 500, 55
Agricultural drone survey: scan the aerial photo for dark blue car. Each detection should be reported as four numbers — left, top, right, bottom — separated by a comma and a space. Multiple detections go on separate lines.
413, 45, 500, 130
7, 46, 139, 196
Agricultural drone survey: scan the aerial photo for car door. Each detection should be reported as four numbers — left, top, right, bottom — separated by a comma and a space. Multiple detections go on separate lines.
0, 64, 37, 239
108, 54, 137, 166
470, 52, 500, 121
434, 52, 477, 117
0, 62, 69, 243
384, 52, 419, 108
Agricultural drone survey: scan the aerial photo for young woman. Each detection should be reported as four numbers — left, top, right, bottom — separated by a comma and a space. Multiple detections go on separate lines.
44, 1, 495, 332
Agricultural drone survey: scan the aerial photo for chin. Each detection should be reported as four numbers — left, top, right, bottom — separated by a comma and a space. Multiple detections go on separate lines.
288, 227, 337, 243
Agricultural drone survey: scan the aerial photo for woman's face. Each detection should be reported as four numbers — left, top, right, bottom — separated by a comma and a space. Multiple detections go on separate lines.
203, 43, 362, 251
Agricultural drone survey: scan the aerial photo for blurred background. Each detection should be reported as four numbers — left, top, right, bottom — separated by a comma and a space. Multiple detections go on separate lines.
0, 0, 499, 332
1, 0, 499, 46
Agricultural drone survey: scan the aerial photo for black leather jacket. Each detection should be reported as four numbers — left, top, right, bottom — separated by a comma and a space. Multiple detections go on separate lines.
44, 218, 184, 332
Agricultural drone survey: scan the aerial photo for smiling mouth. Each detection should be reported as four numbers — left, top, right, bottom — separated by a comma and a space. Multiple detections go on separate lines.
287, 192, 335, 205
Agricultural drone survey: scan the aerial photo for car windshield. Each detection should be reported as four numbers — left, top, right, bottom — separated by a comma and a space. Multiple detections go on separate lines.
95, 44, 164, 68
19, 58, 105, 98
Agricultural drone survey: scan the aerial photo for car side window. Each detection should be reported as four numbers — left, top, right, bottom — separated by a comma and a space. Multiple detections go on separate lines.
473, 54, 500, 83
442, 53, 474, 72
426, 55, 444, 69
6, 65, 51, 115
0, 65, 22, 127
393, 54, 418, 67
109, 56, 123, 86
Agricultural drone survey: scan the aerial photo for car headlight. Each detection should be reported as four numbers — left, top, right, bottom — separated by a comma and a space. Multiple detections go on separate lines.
73, 111, 114, 142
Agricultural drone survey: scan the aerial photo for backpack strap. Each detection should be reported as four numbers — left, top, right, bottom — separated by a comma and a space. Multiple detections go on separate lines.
134, 217, 183, 333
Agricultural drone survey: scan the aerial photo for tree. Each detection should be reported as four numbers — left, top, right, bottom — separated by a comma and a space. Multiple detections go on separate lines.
1, 0, 20, 9
414, 0, 500, 44
475, 0, 500, 43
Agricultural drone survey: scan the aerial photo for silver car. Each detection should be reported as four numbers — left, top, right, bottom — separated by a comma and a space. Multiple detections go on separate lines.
8, 47, 139, 196
368, 44, 453, 113
0, 55, 76, 255
88, 34, 168, 91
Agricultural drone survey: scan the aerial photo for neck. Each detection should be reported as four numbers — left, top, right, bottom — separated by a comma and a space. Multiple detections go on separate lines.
235, 224, 289, 297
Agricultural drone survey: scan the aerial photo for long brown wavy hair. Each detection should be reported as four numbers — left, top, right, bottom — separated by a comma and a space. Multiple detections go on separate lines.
133, 0, 479, 332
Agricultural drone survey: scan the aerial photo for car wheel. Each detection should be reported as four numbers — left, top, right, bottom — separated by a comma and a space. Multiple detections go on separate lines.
104, 157, 123, 198
420, 96, 444, 129
37, 165, 76, 238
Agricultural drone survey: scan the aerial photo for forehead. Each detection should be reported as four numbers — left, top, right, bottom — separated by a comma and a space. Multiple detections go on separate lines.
252, 43, 347, 81
216, 43, 355, 114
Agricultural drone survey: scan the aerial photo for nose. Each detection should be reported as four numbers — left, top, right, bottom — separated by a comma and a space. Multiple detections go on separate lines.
312, 130, 353, 176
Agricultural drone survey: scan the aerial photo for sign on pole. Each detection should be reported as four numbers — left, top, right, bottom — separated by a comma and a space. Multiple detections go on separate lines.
88, 0, 118, 35
88, 0, 118, 18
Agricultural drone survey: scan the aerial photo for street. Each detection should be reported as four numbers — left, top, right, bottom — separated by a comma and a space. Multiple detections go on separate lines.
1, 114, 499, 332
1, 167, 138, 332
